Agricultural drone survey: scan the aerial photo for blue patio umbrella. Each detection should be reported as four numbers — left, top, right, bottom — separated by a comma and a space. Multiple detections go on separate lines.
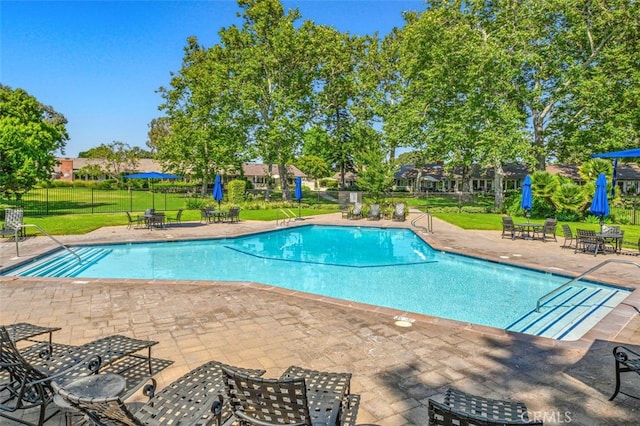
294, 176, 303, 220
124, 171, 181, 179
124, 171, 181, 209
212, 175, 223, 208
520, 175, 533, 222
592, 147, 640, 197
590, 173, 610, 231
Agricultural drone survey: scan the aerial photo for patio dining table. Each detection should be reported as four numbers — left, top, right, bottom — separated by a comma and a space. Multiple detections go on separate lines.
143, 212, 166, 230
515, 222, 544, 240
596, 231, 624, 254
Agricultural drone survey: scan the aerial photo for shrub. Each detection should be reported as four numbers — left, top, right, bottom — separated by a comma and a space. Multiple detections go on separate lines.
186, 198, 208, 210
227, 179, 247, 203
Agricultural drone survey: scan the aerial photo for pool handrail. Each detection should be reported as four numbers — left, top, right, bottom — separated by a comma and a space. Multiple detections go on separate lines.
276, 209, 293, 226
536, 259, 640, 312
411, 212, 433, 233
14, 223, 81, 263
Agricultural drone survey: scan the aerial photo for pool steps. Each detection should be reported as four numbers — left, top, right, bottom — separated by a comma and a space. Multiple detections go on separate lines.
507, 284, 627, 340
7, 247, 112, 278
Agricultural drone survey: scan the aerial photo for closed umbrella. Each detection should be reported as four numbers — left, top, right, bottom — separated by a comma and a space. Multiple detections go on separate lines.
212, 175, 224, 209
294, 176, 303, 221
589, 173, 610, 232
520, 175, 532, 222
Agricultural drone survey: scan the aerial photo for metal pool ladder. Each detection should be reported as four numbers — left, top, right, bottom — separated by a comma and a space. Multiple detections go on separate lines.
411, 211, 433, 233
14, 224, 81, 262
536, 259, 640, 312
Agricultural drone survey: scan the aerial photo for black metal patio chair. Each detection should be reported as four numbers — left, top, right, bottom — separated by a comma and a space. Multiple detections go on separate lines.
561, 224, 574, 248
166, 209, 184, 226
533, 218, 557, 242
428, 387, 542, 425
222, 364, 360, 426
501, 216, 521, 240
610, 345, 640, 401
0, 326, 101, 426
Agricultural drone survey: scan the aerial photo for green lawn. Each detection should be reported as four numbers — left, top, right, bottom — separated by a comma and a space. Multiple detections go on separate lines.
433, 212, 640, 247
20, 207, 337, 235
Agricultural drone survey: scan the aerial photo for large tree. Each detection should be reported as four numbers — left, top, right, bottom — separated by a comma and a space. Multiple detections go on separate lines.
0, 84, 68, 199
399, 3, 529, 206
157, 37, 250, 196
217, 0, 318, 200
79, 141, 139, 182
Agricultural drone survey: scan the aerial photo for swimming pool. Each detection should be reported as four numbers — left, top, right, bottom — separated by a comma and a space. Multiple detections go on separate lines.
3, 225, 631, 340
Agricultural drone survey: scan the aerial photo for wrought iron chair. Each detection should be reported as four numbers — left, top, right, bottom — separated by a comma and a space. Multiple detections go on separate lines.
0, 326, 101, 426
166, 209, 184, 227
561, 224, 574, 248
222, 365, 360, 426
225, 206, 241, 223
501, 216, 521, 240
574, 229, 601, 255
610, 345, 640, 401
428, 387, 542, 425
53, 360, 266, 426
534, 218, 557, 242
125, 212, 143, 230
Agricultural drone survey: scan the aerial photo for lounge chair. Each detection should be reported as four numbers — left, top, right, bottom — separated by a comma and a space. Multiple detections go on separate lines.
0, 208, 24, 239
53, 360, 266, 426
428, 387, 542, 425
225, 206, 240, 223
392, 203, 406, 221
0, 326, 101, 426
367, 204, 381, 220
610, 345, 640, 400
501, 216, 521, 240
222, 364, 360, 426
348, 202, 363, 220
533, 218, 557, 242
166, 209, 184, 226
561, 224, 573, 248
21, 334, 159, 377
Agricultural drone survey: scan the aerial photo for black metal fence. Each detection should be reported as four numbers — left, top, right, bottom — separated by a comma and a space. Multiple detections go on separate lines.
1, 187, 194, 216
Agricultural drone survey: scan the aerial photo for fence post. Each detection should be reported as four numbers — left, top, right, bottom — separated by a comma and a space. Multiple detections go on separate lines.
46, 188, 49, 215
91, 188, 95, 214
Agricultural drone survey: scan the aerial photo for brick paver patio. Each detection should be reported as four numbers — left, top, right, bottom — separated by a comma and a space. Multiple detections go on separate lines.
1, 212, 639, 425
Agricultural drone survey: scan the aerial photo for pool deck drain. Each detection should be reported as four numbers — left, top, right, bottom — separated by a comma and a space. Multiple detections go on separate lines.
1, 214, 639, 425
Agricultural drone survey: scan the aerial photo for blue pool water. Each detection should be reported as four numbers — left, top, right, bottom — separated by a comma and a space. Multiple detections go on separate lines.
3, 225, 631, 340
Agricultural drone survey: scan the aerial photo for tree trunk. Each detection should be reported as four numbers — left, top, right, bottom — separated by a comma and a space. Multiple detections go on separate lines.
532, 110, 546, 170
279, 163, 290, 201
414, 167, 423, 196
493, 162, 505, 208
264, 163, 272, 201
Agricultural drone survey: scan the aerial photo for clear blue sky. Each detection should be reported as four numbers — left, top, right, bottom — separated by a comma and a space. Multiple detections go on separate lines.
2, 0, 425, 157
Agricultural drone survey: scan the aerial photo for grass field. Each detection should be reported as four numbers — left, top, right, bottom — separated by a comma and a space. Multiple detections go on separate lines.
2, 189, 638, 247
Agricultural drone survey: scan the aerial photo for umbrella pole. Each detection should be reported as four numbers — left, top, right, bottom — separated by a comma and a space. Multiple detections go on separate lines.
295, 199, 304, 221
